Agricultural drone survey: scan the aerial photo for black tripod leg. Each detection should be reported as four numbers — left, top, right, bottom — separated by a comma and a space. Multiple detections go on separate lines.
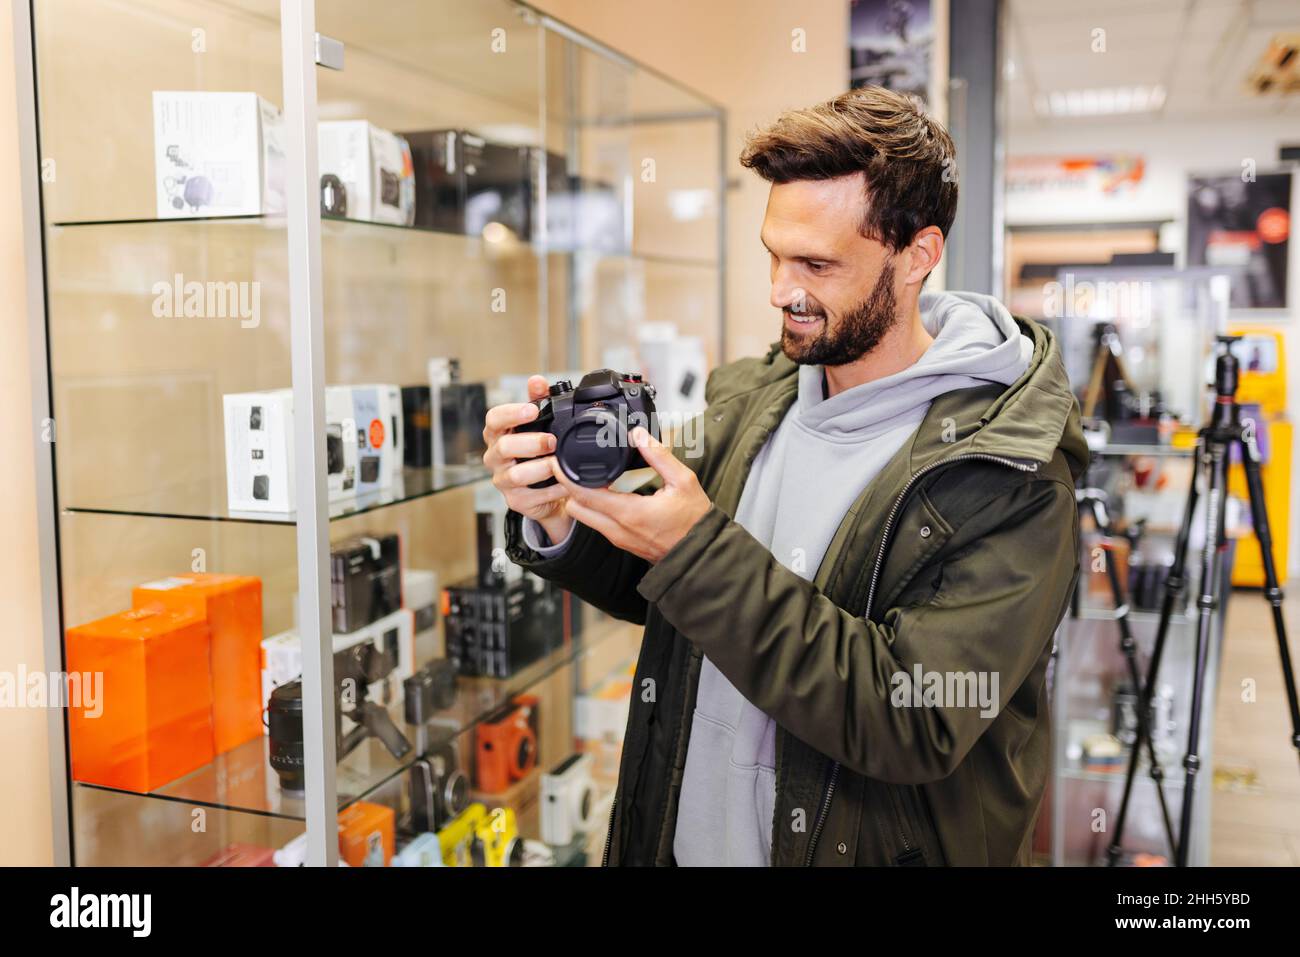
1102, 546, 1177, 854
1107, 450, 1198, 866
1239, 431, 1300, 768
1177, 442, 1230, 867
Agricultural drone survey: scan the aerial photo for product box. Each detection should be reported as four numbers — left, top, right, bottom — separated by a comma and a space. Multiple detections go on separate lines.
222, 386, 357, 514
132, 573, 263, 754
318, 121, 415, 226
153, 92, 286, 218
443, 575, 561, 678
351, 384, 403, 495
338, 801, 396, 867
475, 483, 521, 588
400, 385, 433, 468
428, 358, 487, 469
403, 568, 439, 664
67, 606, 215, 792
330, 533, 402, 634
404, 129, 531, 237
392, 832, 445, 867
638, 325, 707, 419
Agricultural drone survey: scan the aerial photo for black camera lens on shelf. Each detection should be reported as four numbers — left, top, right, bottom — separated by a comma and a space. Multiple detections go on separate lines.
516, 369, 659, 488
267, 681, 306, 793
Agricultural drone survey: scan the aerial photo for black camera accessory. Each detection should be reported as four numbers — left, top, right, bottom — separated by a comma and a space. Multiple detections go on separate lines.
515, 369, 659, 488
267, 681, 307, 792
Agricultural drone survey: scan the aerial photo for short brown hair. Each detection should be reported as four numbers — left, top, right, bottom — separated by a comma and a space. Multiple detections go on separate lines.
740, 87, 958, 252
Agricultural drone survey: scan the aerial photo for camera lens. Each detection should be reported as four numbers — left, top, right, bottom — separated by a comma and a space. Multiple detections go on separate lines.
267, 682, 306, 793
556, 407, 630, 487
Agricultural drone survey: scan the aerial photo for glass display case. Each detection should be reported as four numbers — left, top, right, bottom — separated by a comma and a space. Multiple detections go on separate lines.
1042, 263, 1239, 866
20, 0, 724, 866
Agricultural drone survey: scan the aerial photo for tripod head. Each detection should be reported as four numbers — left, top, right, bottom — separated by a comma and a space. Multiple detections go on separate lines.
1210, 335, 1242, 434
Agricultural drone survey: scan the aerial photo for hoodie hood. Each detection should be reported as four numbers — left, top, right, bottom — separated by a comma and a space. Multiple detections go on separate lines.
793, 290, 1034, 443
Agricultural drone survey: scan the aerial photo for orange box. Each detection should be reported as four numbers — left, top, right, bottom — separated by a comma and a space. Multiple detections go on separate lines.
67, 606, 214, 792
338, 801, 395, 867
133, 574, 263, 753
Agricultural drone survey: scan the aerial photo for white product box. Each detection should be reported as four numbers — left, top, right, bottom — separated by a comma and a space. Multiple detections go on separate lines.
351, 384, 403, 495
637, 325, 707, 419
318, 121, 415, 225
153, 91, 286, 218
222, 386, 358, 514
403, 568, 440, 664
259, 608, 416, 730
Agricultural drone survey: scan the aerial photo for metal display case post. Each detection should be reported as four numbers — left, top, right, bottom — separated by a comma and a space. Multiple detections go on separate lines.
279, 0, 337, 867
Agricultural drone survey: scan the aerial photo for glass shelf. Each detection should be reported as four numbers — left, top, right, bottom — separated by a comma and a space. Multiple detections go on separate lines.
61, 465, 490, 525
48, 212, 720, 268
70, 615, 641, 822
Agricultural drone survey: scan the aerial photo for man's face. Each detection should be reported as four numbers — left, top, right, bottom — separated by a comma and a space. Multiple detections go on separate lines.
761, 174, 900, 366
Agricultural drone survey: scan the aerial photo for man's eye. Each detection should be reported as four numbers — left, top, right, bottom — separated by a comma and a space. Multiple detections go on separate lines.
806, 262, 828, 273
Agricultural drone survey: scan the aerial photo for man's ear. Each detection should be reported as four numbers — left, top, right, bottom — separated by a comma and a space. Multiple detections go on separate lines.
904, 226, 944, 285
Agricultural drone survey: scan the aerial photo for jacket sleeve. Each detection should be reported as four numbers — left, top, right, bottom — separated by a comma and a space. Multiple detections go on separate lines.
504, 507, 654, 625
634, 476, 1079, 784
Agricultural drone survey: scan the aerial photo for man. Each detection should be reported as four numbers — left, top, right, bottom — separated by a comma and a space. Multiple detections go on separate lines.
484, 86, 1086, 866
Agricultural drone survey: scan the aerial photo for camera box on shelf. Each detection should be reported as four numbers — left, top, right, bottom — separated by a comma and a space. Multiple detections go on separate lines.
475, 484, 521, 588
318, 121, 415, 226
350, 384, 403, 495
400, 385, 433, 469
403, 568, 439, 663
404, 129, 531, 237
152, 91, 286, 218
132, 573, 263, 754
330, 533, 403, 635
443, 575, 561, 679
428, 358, 488, 469
338, 800, 395, 867
222, 386, 358, 514
66, 606, 215, 792
636, 325, 707, 419
258, 607, 416, 725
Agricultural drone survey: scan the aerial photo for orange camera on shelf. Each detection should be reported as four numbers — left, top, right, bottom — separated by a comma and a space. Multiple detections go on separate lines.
474, 695, 539, 794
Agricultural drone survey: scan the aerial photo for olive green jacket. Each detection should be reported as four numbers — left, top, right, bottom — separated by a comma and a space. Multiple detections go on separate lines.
506, 316, 1087, 865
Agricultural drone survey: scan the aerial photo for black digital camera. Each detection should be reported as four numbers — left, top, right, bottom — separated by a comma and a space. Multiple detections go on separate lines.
516, 369, 658, 488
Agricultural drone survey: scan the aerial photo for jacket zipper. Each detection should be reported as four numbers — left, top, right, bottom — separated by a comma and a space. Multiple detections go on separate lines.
802, 452, 1039, 866
601, 795, 617, 866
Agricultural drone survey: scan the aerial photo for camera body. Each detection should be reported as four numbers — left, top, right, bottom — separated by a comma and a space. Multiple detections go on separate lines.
541, 753, 598, 847
475, 697, 538, 794
407, 744, 469, 833
516, 369, 658, 488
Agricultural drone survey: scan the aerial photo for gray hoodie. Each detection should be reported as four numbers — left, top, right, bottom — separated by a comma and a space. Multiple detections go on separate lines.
522, 291, 1033, 866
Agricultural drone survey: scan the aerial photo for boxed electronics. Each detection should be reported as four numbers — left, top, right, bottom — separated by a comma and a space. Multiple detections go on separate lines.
427, 359, 488, 468
222, 386, 357, 513
66, 606, 215, 792
132, 573, 263, 753
404, 129, 531, 237
152, 91, 286, 218
403, 568, 440, 662
350, 384, 404, 495
401, 385, 434, 468
318, 121, 415, 226
636, 324, 707, 418
475, 483, 521, 588
330, 533, 403, 635
258, 608, 415, 723
443, 574, 561, 679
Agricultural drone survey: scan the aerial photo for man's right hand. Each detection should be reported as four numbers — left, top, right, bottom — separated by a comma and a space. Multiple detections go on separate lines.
482, 374, 575, 546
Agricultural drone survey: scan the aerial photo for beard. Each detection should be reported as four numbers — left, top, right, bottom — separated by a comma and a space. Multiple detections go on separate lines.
781, 260, 899, 367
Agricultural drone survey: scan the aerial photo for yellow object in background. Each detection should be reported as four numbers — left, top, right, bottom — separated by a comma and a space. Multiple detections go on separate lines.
1228, 327, 1290, 587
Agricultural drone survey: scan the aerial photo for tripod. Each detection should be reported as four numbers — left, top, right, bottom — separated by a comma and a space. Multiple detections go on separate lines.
1076, 491, 1177, 856
1106, 335, 1300, 867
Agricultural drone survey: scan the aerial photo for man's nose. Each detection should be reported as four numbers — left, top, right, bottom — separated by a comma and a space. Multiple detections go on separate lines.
770, 271, 805, 312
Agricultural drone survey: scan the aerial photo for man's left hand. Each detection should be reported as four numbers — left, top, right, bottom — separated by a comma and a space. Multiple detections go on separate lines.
553, 427, 712, 563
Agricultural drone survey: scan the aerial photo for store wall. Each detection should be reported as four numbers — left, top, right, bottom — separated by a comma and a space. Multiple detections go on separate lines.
1009, 117, 1300, 577
533, 0, 851, 360
0, 5, 55, 866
